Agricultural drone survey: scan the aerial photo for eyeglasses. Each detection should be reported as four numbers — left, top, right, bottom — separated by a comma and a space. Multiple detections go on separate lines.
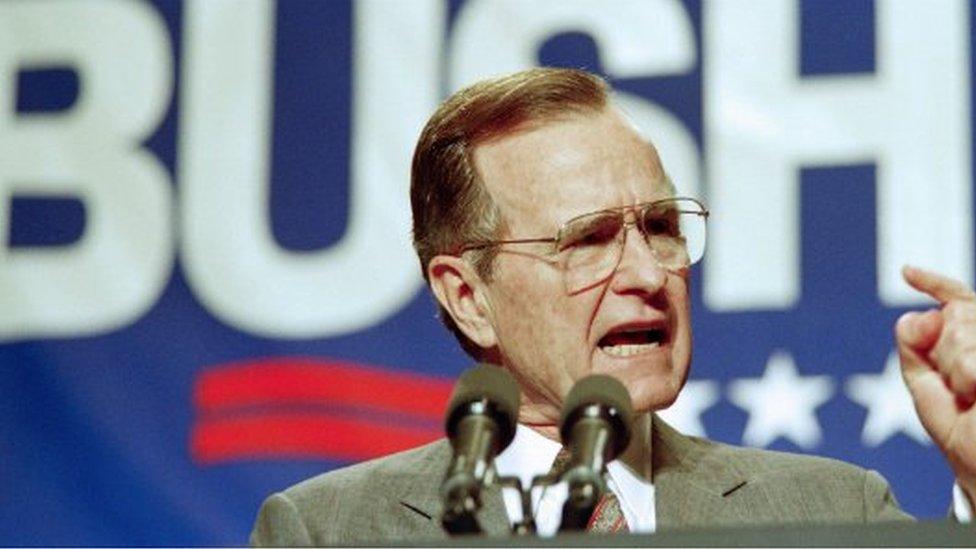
459, 197, 709, 293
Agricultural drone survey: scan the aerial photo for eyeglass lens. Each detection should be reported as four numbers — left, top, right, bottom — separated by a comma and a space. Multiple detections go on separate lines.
560, 199, 706, 293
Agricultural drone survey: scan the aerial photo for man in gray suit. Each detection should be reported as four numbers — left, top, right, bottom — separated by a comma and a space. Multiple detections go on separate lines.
251, 68, 976, 545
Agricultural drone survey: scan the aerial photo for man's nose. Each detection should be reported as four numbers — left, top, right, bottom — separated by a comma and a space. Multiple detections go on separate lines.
609, 223, 668, 295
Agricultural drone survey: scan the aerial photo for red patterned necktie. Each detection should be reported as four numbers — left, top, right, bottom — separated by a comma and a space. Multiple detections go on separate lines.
550, 448, 630, 533
586, 490, 629, 533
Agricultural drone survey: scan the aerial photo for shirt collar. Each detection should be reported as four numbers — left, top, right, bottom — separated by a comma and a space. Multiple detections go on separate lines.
494, 424, 562, 488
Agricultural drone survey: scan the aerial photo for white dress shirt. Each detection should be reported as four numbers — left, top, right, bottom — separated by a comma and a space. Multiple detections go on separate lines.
954, 483, 973, 522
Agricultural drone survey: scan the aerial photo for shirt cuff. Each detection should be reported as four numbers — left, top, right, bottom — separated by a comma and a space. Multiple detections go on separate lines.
953, 483, 973, 522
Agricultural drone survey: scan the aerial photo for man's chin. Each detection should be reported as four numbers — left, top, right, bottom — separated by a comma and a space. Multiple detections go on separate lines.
591, 355, 685, 415
626, 380, 680, 415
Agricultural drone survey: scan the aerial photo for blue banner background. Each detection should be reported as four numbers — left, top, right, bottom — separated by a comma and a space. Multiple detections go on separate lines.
0, 0, 971, 544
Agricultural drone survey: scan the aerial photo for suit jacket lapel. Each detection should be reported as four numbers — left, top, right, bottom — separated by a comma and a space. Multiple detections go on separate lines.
652, 415, 753, 530
393, 440, 511, 538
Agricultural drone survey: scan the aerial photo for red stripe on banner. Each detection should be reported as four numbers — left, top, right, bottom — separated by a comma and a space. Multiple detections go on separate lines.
193, 357, 454, 420
190, 412, 443, 464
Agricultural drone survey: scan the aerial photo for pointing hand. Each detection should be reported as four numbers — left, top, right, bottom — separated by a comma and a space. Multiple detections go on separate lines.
896, 265, 976, 507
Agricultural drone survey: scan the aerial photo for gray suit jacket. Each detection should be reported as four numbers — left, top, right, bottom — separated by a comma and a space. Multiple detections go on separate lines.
250, 417, 910, 546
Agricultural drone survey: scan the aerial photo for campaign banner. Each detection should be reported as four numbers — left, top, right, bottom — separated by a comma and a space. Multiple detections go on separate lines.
0, 0, 971, 544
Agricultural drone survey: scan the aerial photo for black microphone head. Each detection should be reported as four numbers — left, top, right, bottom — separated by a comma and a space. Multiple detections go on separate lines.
445, 363, 520, 450
559, 374, 634, 456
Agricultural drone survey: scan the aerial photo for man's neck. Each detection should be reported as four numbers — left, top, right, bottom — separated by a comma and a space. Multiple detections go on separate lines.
521, 422, 560, 442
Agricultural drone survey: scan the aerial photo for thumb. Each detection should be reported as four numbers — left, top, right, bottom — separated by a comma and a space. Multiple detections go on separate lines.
895, 310, 942, 367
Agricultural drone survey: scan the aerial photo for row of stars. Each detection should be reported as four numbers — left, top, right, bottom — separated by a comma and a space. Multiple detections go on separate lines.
658, 351, 930, 449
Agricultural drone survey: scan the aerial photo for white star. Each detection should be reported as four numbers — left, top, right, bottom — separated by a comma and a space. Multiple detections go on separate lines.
845, 350, 931, 446
728, 351, 834, 449
658, 379, 719, 437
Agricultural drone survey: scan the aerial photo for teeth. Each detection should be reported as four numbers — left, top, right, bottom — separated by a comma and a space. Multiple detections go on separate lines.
601, 342, 659, 357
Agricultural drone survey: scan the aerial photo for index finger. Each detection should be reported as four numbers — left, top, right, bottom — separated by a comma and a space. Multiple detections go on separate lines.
902, 265, 976, 305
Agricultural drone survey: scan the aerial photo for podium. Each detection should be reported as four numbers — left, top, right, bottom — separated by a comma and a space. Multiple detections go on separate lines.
420, 521, 975, 546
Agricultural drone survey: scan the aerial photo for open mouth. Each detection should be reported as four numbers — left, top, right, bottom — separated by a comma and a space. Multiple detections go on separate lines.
597, 325, 669, 358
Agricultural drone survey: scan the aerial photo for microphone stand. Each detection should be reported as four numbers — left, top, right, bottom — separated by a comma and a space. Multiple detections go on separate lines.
496, 471, 563, 536
558, 466, 604, 531
557, 402, 618, 532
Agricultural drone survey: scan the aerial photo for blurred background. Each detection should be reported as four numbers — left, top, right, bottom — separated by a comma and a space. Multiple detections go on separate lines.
1, 0, 972, 544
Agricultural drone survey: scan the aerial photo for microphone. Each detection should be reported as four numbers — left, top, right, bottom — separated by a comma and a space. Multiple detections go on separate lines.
557, 375, 633, 532
440, 363, 520, 535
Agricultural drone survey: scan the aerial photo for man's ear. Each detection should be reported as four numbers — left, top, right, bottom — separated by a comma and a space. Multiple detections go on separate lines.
427, 255, 498, 349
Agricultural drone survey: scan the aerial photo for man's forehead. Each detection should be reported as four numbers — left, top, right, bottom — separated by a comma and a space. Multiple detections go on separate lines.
471, 109, 670, 228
